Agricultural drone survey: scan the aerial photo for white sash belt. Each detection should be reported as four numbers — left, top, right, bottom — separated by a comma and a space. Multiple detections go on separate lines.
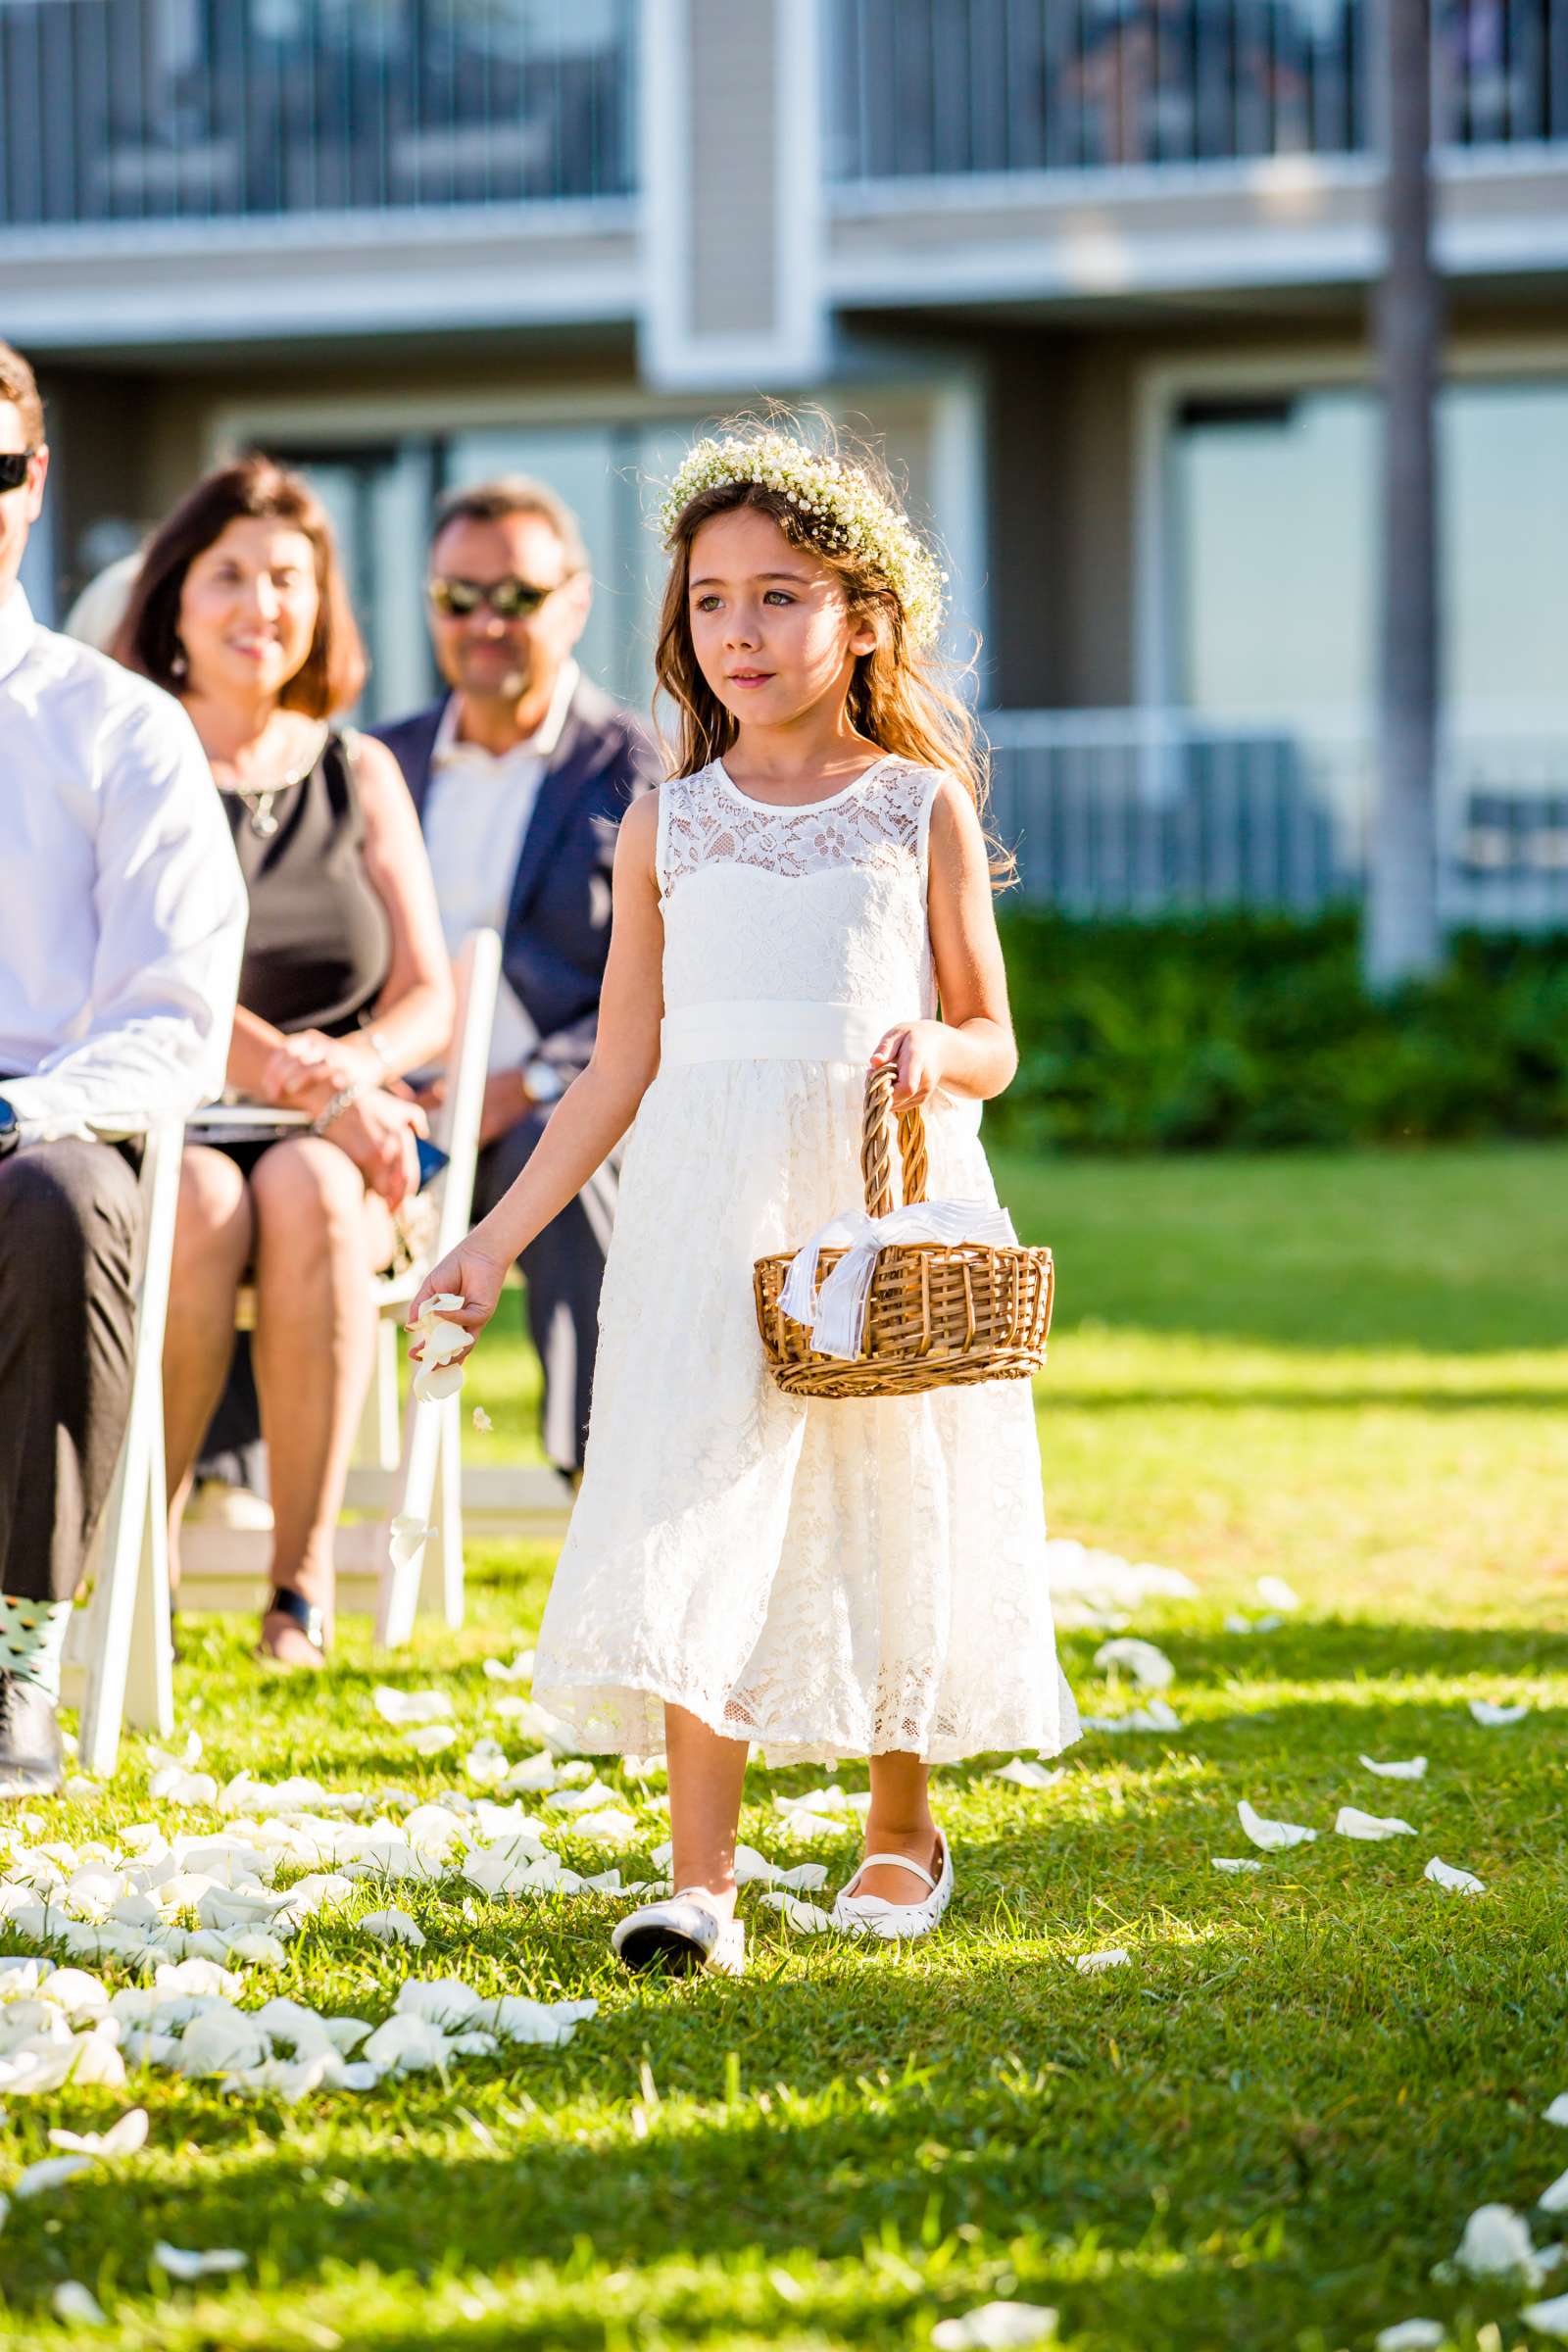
661, 1001, 892, 1068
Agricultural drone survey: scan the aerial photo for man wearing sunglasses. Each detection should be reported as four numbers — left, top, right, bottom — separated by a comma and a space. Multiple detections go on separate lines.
0, 340, 245, 1790
373, 477, 659, 1482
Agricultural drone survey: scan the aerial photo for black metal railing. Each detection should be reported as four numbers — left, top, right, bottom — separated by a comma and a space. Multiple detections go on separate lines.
0, 0, 637, 229
832, 0, 1568, 183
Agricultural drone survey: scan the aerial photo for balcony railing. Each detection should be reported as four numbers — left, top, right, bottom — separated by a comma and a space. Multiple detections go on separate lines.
986, 710, 1568, 932
0, 0, 637, 231
832, 0, 1568, 185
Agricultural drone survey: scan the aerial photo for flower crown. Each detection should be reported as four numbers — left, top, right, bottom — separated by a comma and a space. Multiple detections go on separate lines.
659, 429, 948, 648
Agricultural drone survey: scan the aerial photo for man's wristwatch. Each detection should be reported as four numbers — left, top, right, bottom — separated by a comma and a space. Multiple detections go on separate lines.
0, 1095, 19, 1160
522, 1058, 564, 1107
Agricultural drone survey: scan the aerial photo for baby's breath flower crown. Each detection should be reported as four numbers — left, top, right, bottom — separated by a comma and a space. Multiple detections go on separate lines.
659, 429, 948, 649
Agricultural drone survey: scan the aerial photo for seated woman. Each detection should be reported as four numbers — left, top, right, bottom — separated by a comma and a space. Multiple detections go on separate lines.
119, 458, 454, 1669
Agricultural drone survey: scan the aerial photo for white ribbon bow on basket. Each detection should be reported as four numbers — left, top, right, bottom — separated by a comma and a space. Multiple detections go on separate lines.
777, 1199, 1019, 1361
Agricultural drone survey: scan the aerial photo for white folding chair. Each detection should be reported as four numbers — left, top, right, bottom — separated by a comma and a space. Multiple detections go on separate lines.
175, 930, 503, 1645
61, 1113, 182, 1775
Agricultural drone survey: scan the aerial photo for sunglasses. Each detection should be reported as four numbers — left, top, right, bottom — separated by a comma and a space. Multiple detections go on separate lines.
427, 573, 564, 621
0, 453, 34, 493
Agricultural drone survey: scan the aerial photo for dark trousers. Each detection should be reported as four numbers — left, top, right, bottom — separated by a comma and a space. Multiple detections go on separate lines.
471, 1105, 615, 1477
0, 1138, 147, 1603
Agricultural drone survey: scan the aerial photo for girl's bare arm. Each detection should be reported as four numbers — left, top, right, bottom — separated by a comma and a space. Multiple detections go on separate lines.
873, 776, 1018, 1108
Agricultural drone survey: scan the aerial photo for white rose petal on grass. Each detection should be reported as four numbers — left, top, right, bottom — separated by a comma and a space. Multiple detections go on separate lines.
1541, 2169, 1568, 2214
1425, 1856, 1486, 1894
483, 1649, 534, 1684
149, 1767, 219, 1807
52, 2282, 108, 2328
1238, 1800, 1317, 1852
15, 2154, 92, 2197
1523, 2292, 1568, 2339
358, 1909, 426, 1949
471, 1405, 493, 1432
1079, 1697, 1182, 1736
465, 1740, 511, 1787
1447, 2202, 1544, 2284
1470, 1698, 1531, 1727
1074, 1948, 1130, 1976
932, 2301, 1058, 2349
404, 1725, 457, 1757
1335, 1806, 1417, 1840
372, 1686, 452, 1727
153, 2242, 248, 2281
1256, 1576, 1301, 1612
1360, 1754, 1428, 1781
1544, 2094, 1568, 2128
49, 2107, 148, 2159
1093, 1637, 1176, 1690
388, 1515, 435, 1574
1375, 2325, 1447, 2352
992, 1759, 1064, 1790
758, 1891, 834, 1933
1211, 1856, 1263, 1874
569, 1808, 639, 1844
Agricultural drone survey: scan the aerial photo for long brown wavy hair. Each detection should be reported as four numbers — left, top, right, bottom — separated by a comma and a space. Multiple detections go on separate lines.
653, 421, 1012, 880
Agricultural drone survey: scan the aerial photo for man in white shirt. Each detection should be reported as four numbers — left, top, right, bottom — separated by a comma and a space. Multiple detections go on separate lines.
373, 479, 659, 1477
0, 340, 246, 1792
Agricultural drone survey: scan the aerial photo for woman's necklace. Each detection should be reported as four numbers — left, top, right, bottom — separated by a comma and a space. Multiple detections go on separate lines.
210, 722, 329, 839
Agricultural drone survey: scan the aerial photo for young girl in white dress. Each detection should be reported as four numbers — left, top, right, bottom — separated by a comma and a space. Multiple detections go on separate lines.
411, 425, 1078, 1976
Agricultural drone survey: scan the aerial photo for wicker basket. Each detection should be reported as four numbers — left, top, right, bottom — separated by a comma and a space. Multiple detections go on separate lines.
753, 1063, 1054, 1399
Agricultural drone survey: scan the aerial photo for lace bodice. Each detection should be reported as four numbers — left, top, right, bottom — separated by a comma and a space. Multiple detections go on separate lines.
656, 755, 942, 1018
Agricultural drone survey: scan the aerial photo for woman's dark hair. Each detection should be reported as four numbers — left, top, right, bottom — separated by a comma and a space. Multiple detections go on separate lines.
117, 454, 366, 715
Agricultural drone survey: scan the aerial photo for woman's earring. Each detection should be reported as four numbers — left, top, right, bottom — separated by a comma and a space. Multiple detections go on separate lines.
171, 647, 188, 680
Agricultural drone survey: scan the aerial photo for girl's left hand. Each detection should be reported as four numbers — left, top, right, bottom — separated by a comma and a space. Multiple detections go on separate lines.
870, 1020, 949, 1112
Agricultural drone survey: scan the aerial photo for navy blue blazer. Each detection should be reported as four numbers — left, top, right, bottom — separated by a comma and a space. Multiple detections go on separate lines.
372, 678, 661, 1082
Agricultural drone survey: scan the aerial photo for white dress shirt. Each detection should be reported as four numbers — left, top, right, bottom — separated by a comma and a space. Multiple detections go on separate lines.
0, 585, 247, 1143
421, 659, 578, 1075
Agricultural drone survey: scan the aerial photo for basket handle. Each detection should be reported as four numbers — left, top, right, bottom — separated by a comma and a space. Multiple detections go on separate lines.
861, 1061, 929, 1218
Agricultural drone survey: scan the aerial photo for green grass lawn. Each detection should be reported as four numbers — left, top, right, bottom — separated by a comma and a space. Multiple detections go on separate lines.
6, 1144, 1568, 2352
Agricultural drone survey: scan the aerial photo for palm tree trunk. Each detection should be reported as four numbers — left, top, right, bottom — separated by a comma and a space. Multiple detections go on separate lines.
1367, 0, 1444, 989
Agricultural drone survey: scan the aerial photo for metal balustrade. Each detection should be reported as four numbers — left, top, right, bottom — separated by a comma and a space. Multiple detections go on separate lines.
831, 0, 1568, 184
0, 0, 637, 229
984, 710, 1568, 931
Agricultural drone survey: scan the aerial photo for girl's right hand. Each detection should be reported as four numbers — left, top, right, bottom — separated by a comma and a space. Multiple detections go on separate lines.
407, 1238, 511, 1356
322, 1089, 428, 1208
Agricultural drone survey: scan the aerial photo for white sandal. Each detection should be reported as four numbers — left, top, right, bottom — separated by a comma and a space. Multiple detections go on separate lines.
611, 1887, 746, 1977
832, 1834, 954, 1940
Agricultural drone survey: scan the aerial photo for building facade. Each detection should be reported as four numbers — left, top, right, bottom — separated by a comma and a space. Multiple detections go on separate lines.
4, 0, 1565, 920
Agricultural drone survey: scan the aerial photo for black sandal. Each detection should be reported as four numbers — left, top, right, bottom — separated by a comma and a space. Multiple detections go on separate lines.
258, 1585, 326, 1665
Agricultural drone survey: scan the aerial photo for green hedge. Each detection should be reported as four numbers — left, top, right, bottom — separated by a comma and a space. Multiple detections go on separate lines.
992, 909, 1568, 1152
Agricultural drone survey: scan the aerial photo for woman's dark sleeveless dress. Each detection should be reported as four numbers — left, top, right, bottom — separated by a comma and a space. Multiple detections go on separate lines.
200, 730, 394, 1486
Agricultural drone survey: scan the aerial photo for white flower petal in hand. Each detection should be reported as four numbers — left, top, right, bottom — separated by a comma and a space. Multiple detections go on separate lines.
1238, 1800, 1316, 1852
1523, 2292, 1568, 2339
404, 1726, 457, 1757
992, 1759, 1063, 1790
15, 2153, 91, 2197
48, 2107, 148, 2158
1375, 2324, 1447, 2352
412, 1358, 465, 1405
372, 1686, 452, 1726
1211, 1857, 1263, 1874
1335, 1806, 1417, 1840
1074, 1948, 1130, 1975
1425, 1856, 1486, 1894
358, 1909, 425, 1948
932, 2301, 1059, 2349
1360, 1755, 1428, 1781
52, 2282, 108, 2328
1447, 2202, 1544, 2284
1470, 1698, 1531, 1726
1094, 1637, 1175, 1690
153, 2242, 248, 2280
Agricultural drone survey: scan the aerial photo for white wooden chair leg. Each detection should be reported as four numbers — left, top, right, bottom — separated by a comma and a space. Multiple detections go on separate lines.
374, 1391, 443, 1650
355, 1315, 402, 1473
78, 1115, 181, 1774
429, 1396, 465, 1629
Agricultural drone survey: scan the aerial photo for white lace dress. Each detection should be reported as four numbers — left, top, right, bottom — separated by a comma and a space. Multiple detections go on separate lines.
531, 753, 1079, 1766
